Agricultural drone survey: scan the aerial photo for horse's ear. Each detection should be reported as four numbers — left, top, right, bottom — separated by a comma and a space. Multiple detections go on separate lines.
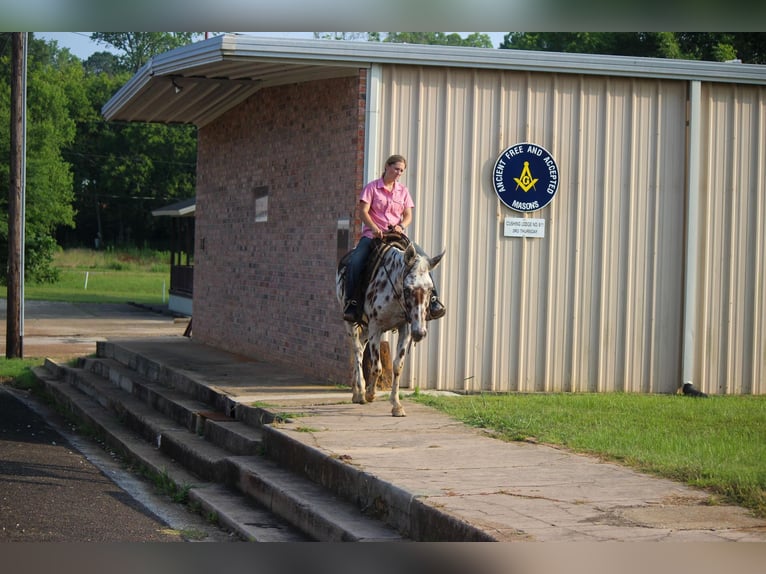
404, 242, 418, 264
429, 249, 445, 270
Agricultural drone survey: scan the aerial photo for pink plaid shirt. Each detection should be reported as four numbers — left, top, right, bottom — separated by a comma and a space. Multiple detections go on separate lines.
359, 178, 414, 239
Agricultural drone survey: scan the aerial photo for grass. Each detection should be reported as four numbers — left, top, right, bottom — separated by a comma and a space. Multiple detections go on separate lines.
410, 392, 766, 517
0, 358, 46, 390
20, 247, 171, 305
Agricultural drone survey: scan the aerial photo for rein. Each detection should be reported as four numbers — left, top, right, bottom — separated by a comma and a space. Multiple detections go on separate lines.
381, 253, 412, 319
376, 234, 414, 320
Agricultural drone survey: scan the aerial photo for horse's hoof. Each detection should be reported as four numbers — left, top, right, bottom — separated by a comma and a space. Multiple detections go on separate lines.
352, 394, 365, 404
365, 393, 376, 403
391, 407, 406, 417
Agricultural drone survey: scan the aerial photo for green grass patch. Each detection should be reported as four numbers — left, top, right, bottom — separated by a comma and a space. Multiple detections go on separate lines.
0, 357, 46, 391
411, 392, 766, 517
8, 248, 171, 305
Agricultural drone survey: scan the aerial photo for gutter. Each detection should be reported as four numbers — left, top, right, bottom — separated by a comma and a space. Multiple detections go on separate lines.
681, 80, 702, 389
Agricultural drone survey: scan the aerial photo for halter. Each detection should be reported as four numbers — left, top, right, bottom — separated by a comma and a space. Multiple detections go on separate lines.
375, 234, 423, 321
381, 252, 416, 319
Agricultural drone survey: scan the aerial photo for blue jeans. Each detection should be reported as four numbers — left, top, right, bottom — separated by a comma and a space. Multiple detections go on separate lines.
344, 237, 374, 303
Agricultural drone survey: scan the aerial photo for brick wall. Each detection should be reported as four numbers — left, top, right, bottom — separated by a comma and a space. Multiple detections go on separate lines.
193, 72, 366, 384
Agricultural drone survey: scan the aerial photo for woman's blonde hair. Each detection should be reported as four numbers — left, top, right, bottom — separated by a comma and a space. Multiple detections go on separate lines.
381, 154, 407, 177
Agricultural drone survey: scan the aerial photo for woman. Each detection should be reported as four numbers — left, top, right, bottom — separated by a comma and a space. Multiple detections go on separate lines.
343, 154, 446, 322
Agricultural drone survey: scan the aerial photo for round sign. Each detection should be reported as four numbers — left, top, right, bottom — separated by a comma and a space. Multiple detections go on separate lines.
492, 143, 559, 213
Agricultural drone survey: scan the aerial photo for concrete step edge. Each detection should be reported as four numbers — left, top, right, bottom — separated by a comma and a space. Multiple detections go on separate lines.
51, 363, 235, 483
32, 366, 308, 542
230, 455, 404, 542
34, 363, 405, 542
260, 423, 496, 542
67, 359, 264, 456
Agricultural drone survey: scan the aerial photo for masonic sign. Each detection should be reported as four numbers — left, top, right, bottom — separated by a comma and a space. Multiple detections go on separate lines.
492, 143, 560, 213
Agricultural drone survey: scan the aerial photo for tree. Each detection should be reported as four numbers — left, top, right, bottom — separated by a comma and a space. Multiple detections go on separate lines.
312, 32, 493, 48
83, 51, 122, 76
382, 32, 492, 48
62, 70, 197, 250
90, 32, 204, 73
0, 33, 80, 283
50, 33, 200, 250
499, 32, 766, 64
313, 32, 371, 41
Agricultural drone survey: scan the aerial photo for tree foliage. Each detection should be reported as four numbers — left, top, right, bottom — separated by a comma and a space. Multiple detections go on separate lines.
0, 33, 81, 283
382, 32, 492, 48
499, 32, 766, 64
90, 32, 204, 73
0, 33, 199, 284
62, 37, 198, 250
313, 32, 493, 48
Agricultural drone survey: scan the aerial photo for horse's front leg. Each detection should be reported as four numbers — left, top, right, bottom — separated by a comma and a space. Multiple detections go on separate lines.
365, 334, 382, 404
348, 324, 366, 404
390, 326, 410, 417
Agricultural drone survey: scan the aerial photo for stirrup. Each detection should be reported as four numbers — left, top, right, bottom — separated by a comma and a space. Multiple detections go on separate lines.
427, 296, 446, 320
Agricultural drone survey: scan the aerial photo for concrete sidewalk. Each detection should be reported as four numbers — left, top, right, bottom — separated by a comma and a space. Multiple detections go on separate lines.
100, 337, 766, 543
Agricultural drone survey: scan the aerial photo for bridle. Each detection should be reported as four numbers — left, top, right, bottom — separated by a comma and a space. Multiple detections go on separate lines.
375, 232, 429, 323
382, 256, 414, 319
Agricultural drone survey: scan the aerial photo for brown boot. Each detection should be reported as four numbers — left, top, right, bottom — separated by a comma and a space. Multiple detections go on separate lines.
427, 296, 446, 320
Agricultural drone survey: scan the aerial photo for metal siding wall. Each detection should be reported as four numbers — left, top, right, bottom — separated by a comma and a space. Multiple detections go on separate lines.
696, 84, 766, 395
377, 66, 688, 393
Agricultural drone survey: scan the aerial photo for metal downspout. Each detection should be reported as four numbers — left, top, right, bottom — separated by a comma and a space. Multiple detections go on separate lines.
682, 81, 702, 388
364, 64, 383, 184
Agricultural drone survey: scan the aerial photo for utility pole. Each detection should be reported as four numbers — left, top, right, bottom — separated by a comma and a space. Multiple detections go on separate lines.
7, 32, 26, 358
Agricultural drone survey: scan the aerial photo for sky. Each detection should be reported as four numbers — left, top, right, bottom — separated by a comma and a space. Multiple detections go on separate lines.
35, 32, 509, 60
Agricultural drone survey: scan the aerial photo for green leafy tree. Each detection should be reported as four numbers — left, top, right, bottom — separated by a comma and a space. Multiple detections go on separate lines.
90, 32, 204, 73
313, 32, 371, 41
0, 33, 80, 283
313, 32, 492, 48
62, 70, 197, 250
499, 32, 765, 64
83, 51, 122, 75
383, 32, 492, 48
54, 33, 200, 249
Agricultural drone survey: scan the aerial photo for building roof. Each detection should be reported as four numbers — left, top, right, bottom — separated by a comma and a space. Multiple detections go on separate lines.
103, 33, 766, 128
151, 196, 196, 217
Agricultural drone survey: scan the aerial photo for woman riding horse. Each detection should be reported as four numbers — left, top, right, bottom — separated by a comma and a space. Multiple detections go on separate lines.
342, 154, 446, 323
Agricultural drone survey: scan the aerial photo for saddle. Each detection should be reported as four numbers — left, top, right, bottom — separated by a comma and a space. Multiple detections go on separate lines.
338, 232, 412, 317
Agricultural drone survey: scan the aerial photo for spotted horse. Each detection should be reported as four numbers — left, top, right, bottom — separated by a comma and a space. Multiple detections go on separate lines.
336, 233, 445, 416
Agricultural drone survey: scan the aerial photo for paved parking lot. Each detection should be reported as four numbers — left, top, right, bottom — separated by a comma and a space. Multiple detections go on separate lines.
0, 300, 189, 360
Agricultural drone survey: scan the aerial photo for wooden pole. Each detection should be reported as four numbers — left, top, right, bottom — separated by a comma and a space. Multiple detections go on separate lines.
6, 32, 25, 358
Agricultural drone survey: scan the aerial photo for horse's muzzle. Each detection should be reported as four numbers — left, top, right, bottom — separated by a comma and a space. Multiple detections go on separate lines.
412, 326, 426, 342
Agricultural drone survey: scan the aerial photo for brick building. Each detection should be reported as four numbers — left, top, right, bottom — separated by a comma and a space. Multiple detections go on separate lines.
104, 34, 766, 394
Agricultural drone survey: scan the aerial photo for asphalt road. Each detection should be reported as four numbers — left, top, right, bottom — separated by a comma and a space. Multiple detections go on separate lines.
0, 385, 190, 541
0, 301, 236, 543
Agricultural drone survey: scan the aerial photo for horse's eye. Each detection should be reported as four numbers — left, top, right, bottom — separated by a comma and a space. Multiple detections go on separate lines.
403, 286, 412, 296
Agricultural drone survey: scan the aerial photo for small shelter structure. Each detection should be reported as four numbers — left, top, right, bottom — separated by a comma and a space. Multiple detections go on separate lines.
152, 197, 195, 316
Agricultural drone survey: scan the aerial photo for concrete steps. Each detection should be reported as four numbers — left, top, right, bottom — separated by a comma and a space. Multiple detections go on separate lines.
33, 345, 405, 543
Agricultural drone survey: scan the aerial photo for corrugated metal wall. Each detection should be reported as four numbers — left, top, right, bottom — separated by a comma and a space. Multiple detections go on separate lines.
693, 83, 766, 395
374, 65, 691, 393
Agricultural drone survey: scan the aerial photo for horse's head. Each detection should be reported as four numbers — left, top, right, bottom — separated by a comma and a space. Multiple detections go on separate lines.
402, 243, 445, 342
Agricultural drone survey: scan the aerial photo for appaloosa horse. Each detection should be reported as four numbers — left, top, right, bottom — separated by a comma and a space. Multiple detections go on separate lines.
337, 234, 445, 417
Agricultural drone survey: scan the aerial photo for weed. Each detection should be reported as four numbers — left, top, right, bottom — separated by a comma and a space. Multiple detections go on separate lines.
295, 426, 320, 433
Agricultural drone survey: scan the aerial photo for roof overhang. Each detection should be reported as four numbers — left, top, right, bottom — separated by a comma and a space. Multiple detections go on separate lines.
152, 197, 196, 217
103, 33, 766, 128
